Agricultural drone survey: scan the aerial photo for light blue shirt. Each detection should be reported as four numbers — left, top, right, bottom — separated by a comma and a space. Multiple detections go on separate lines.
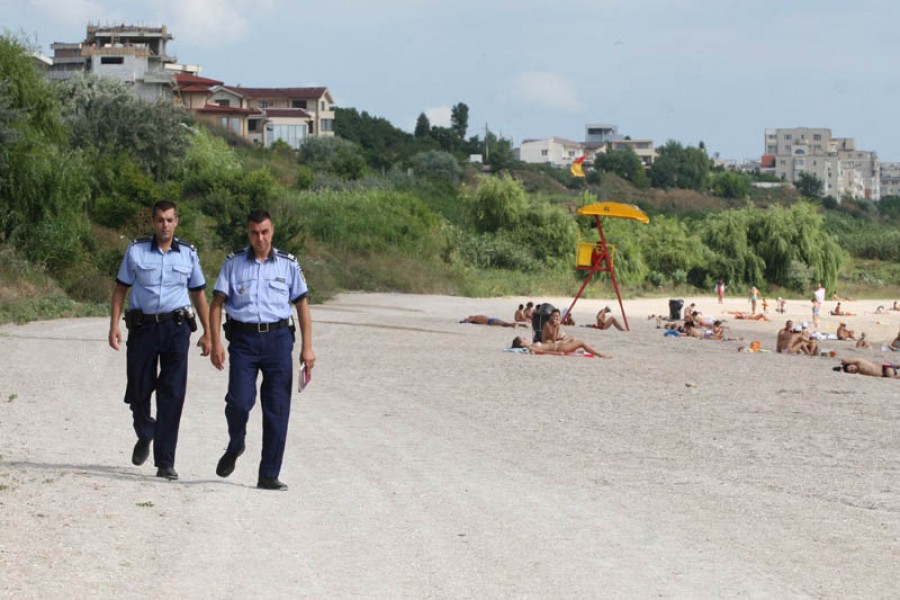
116, 237, 206, 313
213, 248, 308, 323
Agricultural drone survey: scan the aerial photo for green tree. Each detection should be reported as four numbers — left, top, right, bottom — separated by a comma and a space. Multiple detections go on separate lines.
409, 150, 462, 186
711, 171, 750, 199
467, 173, 529, 233
649, 140, 710, 191
334, 106, 417, 169
450, 102, 469, 139
57, 74, 187, 180
594, 146, 646, 187
414, 112, 431, 138
795, 172, 823, 199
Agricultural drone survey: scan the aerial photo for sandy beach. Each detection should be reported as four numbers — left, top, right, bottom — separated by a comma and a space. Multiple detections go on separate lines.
1, 292, 899, 598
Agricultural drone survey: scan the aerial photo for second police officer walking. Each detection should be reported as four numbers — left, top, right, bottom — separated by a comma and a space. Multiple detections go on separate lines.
108, 200, 211, 481
209, 209, 315, 491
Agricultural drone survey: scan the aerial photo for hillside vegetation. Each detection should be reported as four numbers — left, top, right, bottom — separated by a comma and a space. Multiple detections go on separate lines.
1, 35, 898, 324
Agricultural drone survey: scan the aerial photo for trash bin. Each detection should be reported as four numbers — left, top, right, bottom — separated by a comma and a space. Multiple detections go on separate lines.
532, 303, 557, 343
668, 299, 684, 321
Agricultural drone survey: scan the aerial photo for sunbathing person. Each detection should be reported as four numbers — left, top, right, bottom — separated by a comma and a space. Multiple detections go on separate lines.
514, 304, 528, 324
595, 306, 625, 331
798, 325, 820, 355
856, 333, 871, 349
776, 320, 796, 354
706, 320, 725, 340
889, 328, 900, 351
460, 315, 525, 328
511, 335, 611, 358
727, 311, 769, 321
541, 309, 572, 343
833, 358, 900, 378
836, 322, 856, 341
829, 302, 856, 316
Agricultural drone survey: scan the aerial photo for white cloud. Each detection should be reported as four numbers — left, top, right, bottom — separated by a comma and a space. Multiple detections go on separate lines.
165, 0, 249, 45
28, 0, 105, 26
511, 71, 583, 112
424, 105, 452, 128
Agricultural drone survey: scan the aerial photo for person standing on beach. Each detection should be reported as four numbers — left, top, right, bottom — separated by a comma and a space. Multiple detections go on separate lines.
209, 209, 315, 491
748, 286, 759, 314
716, 278, 726, 304
812, 283, 826, 328
108, 200, 211, 481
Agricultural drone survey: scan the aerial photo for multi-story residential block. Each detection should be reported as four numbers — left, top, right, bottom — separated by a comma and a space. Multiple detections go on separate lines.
517, 124, 655, 168
762, 127, 880, 200
880, 163, 900, 198
46, 24, 193, 102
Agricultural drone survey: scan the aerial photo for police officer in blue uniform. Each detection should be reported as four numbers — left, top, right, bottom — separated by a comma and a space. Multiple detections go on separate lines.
108, 200, 211, 481
209, 209, 315, 491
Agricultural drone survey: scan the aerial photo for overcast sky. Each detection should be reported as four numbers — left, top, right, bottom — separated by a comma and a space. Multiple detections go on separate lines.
3, 0, 898, 161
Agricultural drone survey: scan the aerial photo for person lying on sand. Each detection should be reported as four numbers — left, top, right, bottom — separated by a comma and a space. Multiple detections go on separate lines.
829, 302, 856, 316
727, 311, 769, 321
460, 315, 526, 328
511, 335, 611, 358
833, 358, 899, 378
889, 327, 900, 352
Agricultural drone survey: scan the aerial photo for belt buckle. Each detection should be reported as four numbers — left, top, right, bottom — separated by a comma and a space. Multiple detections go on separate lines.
153, 313, 164, 323
257, 322, 270, 333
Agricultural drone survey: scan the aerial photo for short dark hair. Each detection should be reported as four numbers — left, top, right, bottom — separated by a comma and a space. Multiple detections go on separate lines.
247, 209, 272, 224
511, 337, 524, 348
152, 200, 177, 217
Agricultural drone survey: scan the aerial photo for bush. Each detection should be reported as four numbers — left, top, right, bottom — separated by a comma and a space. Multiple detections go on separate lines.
410, 150, 463, 186
466, 173, 529, 233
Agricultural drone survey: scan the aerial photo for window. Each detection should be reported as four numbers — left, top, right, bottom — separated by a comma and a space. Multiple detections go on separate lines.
268, 123, 308, 149
215, 99, 230, 107
320, 101, 325, 111
100, 56, 124, 65
785, 145, 792, 153
541, 149, 549, 157
291, 100, 306, 109
784, 133, 792, 141
767, 133, 777, 140
767, 145, 777, 154
258, 101, 268, 108
813, 134, 822, 141
320, 118, 333, 132
248, 120, 258, 132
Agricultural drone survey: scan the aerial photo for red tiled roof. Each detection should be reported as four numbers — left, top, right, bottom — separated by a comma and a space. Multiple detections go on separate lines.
265, 108, 312, 119
174, 73, 224, 86
226, 86, 328, 100
195, 104, 260, 115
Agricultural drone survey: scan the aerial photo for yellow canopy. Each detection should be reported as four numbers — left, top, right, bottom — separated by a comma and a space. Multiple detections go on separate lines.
576, 202, 650, 224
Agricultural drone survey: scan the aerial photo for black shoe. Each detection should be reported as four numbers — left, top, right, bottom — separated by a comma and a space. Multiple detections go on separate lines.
132, 438, 151, 466
257, 477, 288, 491
216, 445, 245, 478
156, 466, 179, 480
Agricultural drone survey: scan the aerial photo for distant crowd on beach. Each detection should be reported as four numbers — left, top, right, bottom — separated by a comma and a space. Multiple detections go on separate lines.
458, 284, 900, 378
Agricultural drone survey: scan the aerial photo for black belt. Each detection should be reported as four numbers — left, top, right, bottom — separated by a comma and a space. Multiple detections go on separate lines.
228, 318, 290, 333
133, 310, 181, 323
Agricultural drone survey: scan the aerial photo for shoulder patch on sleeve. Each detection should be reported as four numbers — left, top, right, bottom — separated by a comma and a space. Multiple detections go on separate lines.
130, 236, 152, 246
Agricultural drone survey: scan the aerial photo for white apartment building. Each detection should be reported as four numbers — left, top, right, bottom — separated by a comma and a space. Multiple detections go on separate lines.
518, 137, 584, 167
763, 127, 880, 200
517, 124, 656, 168
880, 163, 900, 198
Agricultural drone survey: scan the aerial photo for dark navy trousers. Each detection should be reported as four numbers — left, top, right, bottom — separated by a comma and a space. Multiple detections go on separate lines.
224, 327, 294, 479
124, 320, 190, 468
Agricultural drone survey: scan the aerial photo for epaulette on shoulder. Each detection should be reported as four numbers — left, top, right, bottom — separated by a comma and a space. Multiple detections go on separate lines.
173, 237, 197, 251
130, 236, 152, 246
276, 249, 298, 263
225, 248, 248, 261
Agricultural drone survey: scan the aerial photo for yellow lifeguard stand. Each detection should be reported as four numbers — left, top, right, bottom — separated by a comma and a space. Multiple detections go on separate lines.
563, 201, 649, 331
